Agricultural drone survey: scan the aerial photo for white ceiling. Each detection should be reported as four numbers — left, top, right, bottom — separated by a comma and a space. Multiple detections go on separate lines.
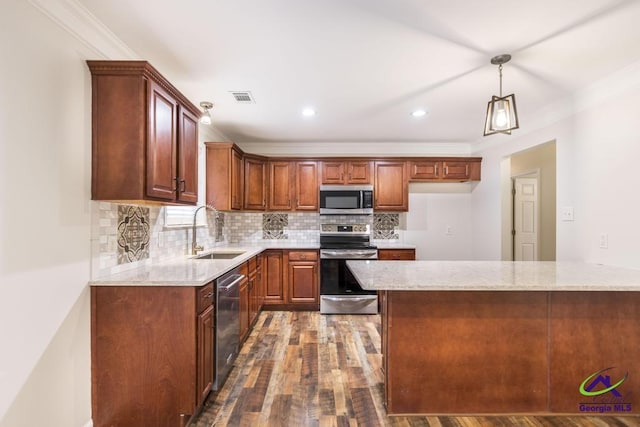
78, 0, 640, 145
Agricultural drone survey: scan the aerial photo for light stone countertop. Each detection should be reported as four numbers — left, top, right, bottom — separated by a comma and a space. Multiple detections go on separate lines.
346, 260, 640, 291
90, 242, 319, 286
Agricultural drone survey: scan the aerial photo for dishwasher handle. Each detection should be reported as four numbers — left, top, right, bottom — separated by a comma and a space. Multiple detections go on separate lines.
217, 274, 244, 292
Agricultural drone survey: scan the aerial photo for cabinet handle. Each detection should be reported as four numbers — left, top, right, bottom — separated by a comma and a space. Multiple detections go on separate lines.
341, 173, 344, 181
172, 177, 178, 192
180, 179, 186, 192
434, 164, 438, 177
444, 166, 449, 176
204, 292, 213, 298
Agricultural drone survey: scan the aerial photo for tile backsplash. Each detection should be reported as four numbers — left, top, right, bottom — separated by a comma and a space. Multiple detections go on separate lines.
92, 202, 404, 279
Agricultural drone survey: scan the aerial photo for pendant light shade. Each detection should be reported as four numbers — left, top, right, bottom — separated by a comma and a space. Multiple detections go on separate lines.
483, 55, 519, 136
199, 101, 213, 125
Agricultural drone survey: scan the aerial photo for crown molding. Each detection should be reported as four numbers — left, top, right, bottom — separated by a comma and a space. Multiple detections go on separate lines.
28, 0, 138, 59
236, 141, 472, 157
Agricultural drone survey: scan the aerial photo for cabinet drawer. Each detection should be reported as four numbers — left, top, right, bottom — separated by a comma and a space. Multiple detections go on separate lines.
378, 249, 415, 261
197, 282, 214, 313
248, 256, 257, 273
288, 251, 318, 261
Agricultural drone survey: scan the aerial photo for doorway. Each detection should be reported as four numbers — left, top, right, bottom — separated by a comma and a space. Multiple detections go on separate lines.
501, 141, 556, 261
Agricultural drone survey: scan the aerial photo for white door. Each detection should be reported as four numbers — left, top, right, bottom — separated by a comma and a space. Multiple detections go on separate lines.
513, 177, 539, 261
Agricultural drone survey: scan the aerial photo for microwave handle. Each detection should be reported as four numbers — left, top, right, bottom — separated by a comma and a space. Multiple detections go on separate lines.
360, 191, 364, 209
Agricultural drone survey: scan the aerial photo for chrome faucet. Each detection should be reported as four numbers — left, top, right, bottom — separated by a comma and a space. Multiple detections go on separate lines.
192, 205, 208, 255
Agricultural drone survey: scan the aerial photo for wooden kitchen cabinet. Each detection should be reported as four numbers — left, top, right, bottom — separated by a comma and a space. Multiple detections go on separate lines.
244, 155, 267, 210
378, 248, 416, 260
288, 251, 319, 305
268, 161, 319, 211
205, 142, 243, 210
321, 160, 372, 184
92, 282, 214, 427
268, 161, 293, 211
87, 60, 200, 205
409, 158, 482, 182
264, 250, 286, 304
294, 161, 319, 210
239, 275, 250, 342
374, 161, 408, 211
247, 255, 263, 328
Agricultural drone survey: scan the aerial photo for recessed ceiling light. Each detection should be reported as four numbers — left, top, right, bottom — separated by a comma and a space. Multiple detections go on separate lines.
411, 109, 428, 118
302, 108, 316, 117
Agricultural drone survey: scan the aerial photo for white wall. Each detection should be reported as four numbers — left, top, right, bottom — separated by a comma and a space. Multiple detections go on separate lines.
403, 185, 473, 260
0, 1, 95, 425
471, 60, 640, 269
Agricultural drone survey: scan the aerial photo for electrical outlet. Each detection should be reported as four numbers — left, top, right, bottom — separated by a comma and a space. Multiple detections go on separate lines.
561, 207, 574, 221
445, 226, 453, 235
599, 233, 608, 249
107, 235, 117, 252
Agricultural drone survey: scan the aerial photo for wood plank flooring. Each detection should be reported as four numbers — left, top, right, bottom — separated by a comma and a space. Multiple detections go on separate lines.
191, 311, 639, 427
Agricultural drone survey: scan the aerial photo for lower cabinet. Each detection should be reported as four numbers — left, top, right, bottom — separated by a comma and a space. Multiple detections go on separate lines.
288, 251, 319, 304
239, 275, 250, 342
378, 248, 416, 260
262, 249, 319, 310
91, 283, 214, 427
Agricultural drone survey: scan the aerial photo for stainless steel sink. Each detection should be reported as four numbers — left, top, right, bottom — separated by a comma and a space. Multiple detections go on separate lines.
195, 251, 245, 260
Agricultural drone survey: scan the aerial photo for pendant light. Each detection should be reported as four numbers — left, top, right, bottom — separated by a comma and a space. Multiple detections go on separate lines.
483, 54, 519, 136
199, 101, 213, 125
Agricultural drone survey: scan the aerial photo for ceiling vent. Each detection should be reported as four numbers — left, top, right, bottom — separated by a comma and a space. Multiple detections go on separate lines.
230, 91, 255, 104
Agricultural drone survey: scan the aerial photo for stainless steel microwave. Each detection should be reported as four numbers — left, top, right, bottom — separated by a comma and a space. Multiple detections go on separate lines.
319, 185, 374, 215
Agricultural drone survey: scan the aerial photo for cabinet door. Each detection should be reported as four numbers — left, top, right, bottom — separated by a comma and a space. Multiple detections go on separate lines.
347, 161, 371, 184
196, 304, 214, 405
378, 249, 415, 260
268, 162, 293, 211
288, 261, 318, 304
177, 106, 198, 204
264, 250, 286, 304
244, 157, 267, 210
231, 148, 243, 210
374, 161, 408, 211
409, 160, 440, 180
442, 161, 470, 181
321, 161, 346, 184
146, 80, 178, 201
257, 253, 265, 308
295, 161, 318, 211
239, 277, 249, 341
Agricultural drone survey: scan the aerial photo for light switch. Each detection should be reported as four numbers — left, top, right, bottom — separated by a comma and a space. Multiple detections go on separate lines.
599, 233, 609, 249
561, 207, 574, 221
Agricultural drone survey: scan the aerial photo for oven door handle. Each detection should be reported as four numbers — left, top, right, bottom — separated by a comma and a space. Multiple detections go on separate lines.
323, 296, 377, 302
320, 250, 378, 259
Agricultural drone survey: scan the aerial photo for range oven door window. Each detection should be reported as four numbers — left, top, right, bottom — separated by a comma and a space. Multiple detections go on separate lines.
320, 258, 375, 296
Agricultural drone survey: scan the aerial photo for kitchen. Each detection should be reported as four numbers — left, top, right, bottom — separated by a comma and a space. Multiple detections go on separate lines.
2, 1, 640, 427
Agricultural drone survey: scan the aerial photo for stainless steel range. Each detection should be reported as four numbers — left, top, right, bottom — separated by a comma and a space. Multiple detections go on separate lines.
319, 223, 378, 314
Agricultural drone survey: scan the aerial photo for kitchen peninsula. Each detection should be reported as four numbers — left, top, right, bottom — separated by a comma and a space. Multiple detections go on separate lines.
347, 261, 640, 416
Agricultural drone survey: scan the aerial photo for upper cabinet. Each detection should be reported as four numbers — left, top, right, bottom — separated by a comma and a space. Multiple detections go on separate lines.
243, 155, 267, 210
374, 161, 408, 211
294, 161, 319, 211
268, 161, 319, 211
321, 160, 371, 185
205, 143, 243, 211
87, 60, 199, 205
409, 158, 481, 182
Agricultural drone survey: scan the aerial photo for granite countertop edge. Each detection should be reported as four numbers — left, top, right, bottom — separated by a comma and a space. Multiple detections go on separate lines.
346, 260, 640, 292
90, 242, 320, 287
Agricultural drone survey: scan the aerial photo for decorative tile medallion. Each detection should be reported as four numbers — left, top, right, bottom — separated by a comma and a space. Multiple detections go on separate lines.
215, 212, 225, 242
263, 213, 288, 239
373, 213, 399, 239
117, 205, 150, 263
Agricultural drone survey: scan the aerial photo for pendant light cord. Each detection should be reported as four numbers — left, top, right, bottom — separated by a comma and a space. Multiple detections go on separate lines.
498, 64, 503, 97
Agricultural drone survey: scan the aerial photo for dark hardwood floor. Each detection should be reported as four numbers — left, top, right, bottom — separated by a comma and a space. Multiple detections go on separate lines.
191, 311, 639, 427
